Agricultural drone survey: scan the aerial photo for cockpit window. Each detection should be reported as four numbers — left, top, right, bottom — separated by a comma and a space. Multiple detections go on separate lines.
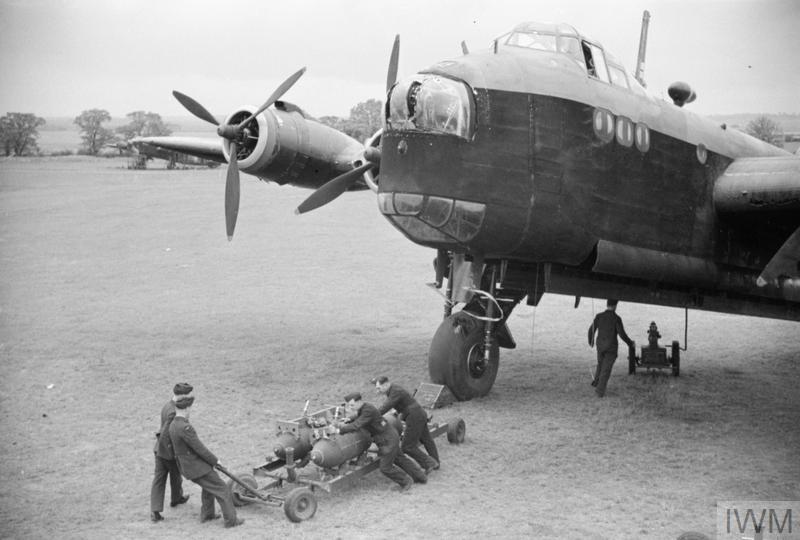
558, 36, 585, 69
583, 41, 610, 83
506, 31, 557, 51
387, 74, 473, 139
608, 64, 629, 88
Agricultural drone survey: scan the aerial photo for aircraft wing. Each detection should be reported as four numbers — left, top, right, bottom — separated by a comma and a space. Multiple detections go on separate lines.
713, 155, 800, 284
133, 136, 226, 164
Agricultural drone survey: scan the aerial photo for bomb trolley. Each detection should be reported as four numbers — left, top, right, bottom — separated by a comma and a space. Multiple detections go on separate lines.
221, 395, 465, 522
628, 321, 681, 376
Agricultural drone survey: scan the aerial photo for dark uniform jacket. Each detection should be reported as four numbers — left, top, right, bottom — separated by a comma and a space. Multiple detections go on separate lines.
588, 309, 633, 354
168, 415, 219, 480
377, 384, 422, 420
154, 400, 177, 459
339, 402, 388, 437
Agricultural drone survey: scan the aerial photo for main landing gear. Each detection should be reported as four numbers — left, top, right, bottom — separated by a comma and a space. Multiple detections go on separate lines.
427, 254, 525, 400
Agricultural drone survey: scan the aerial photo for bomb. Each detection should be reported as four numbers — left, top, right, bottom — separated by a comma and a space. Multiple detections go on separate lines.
309, 429, 371, 468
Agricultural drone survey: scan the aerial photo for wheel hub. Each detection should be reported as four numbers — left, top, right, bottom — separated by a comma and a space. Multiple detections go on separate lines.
466, 343, 488, 378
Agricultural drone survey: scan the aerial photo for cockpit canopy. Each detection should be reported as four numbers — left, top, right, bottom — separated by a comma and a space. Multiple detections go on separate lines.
499, 21, 645, 94
386, 73, 474, 139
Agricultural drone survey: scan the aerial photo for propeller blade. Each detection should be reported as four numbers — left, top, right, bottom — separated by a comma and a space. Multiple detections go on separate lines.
386, 35, 400, 94
225, 142, 240, 240
295, 163, 374, 215
237, 67, 307, 130
172, 91, 219, 126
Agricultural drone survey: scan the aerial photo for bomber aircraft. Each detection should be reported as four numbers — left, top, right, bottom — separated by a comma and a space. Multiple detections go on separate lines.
139, 14, 800, 400
108, 137, 221, 169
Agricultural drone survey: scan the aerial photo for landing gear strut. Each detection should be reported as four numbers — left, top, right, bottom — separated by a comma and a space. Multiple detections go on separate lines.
427, 257, 522, 400
429, 312, 499, 400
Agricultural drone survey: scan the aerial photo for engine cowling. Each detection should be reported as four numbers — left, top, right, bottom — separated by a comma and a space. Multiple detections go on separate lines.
220, 106, 368, 191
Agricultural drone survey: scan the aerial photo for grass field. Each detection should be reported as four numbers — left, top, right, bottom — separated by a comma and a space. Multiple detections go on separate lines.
0, 156, 798, 539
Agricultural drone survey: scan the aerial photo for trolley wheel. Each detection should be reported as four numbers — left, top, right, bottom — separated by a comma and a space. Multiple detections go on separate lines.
227, 473, 258, 507
284, 487, 317, 522
446, 417, 466, 444
671, 341, 680, 376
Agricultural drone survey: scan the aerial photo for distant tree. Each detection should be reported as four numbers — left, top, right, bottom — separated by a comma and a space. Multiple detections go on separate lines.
74, 109, 114, 155
317, 100, 383, 142
318, 115, 347, 133
0, 112, 46, 156
117, 111, 172, 140
745, 115, 784, 148
345, 99, 383, 142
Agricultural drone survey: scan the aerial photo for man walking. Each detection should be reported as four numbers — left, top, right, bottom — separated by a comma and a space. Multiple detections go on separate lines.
150, 383, 191, 522
375, 376, 439, 473
168, 391, 244, 528
588, 299, 634, 397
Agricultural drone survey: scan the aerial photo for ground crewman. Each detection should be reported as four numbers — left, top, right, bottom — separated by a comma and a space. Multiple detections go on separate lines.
375, 376, 439, 473
168, 391, 244, 528
588, 299, 634, 397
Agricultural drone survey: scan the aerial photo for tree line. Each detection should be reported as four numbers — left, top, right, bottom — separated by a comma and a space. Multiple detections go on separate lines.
0, 101, 789, 157
0, 110, 173, 157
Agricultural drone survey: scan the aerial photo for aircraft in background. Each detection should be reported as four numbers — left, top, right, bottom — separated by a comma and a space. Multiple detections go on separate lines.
139, 13, 799, 400
107, 137, 221, 169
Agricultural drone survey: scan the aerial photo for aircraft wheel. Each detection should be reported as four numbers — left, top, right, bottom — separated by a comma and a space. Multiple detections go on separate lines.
429, 312, 499, 401
284, 487, 317, 522
226, 473, 258, 507
671, 341, 680, 376
446, 418, 466, 444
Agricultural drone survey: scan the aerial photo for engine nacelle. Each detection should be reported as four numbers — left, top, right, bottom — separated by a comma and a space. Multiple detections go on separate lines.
221, 106, 367, 190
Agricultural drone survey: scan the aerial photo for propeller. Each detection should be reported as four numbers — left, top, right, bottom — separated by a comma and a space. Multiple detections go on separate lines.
172, 67, 307, 240
386, 35, 400, 93
295, 162, 376, 215
295, 36, 399, 215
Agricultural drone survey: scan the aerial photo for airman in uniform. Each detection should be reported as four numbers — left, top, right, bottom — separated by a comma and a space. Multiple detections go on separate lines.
337, 392, 426, 491
375, 376, 439, 473
150, 383, 192, 522
168, 392, 244, 528
588, 299, 634, 397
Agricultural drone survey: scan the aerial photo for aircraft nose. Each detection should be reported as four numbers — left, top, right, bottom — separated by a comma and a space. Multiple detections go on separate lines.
377, 191, 486, 245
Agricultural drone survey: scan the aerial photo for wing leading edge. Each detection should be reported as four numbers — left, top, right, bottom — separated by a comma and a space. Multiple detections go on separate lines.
133, 136, 226, 164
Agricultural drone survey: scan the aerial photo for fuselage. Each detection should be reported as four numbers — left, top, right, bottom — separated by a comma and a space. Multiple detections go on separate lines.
377, 22, 797, 316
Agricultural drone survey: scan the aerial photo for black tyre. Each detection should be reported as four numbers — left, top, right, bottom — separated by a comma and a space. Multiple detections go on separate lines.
672, 341, 680, 376
429, 312, 499, 401
284, 487, 317, 522
446, 418, 466, 444
227, 473, 258, 507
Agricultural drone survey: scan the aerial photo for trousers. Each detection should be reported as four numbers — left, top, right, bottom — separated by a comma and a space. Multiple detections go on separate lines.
191, 470, 238, 526
150, 454, 183, 512
374, 427, 414, 486
594, 350, 617, 397
401, 406, 439, 469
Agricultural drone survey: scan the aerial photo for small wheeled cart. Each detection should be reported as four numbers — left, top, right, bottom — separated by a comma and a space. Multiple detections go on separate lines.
628, 321, 681, 376
220, 390, 465, 522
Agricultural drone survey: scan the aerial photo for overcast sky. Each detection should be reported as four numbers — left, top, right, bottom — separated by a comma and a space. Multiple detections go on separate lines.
1, 0, 798, 120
